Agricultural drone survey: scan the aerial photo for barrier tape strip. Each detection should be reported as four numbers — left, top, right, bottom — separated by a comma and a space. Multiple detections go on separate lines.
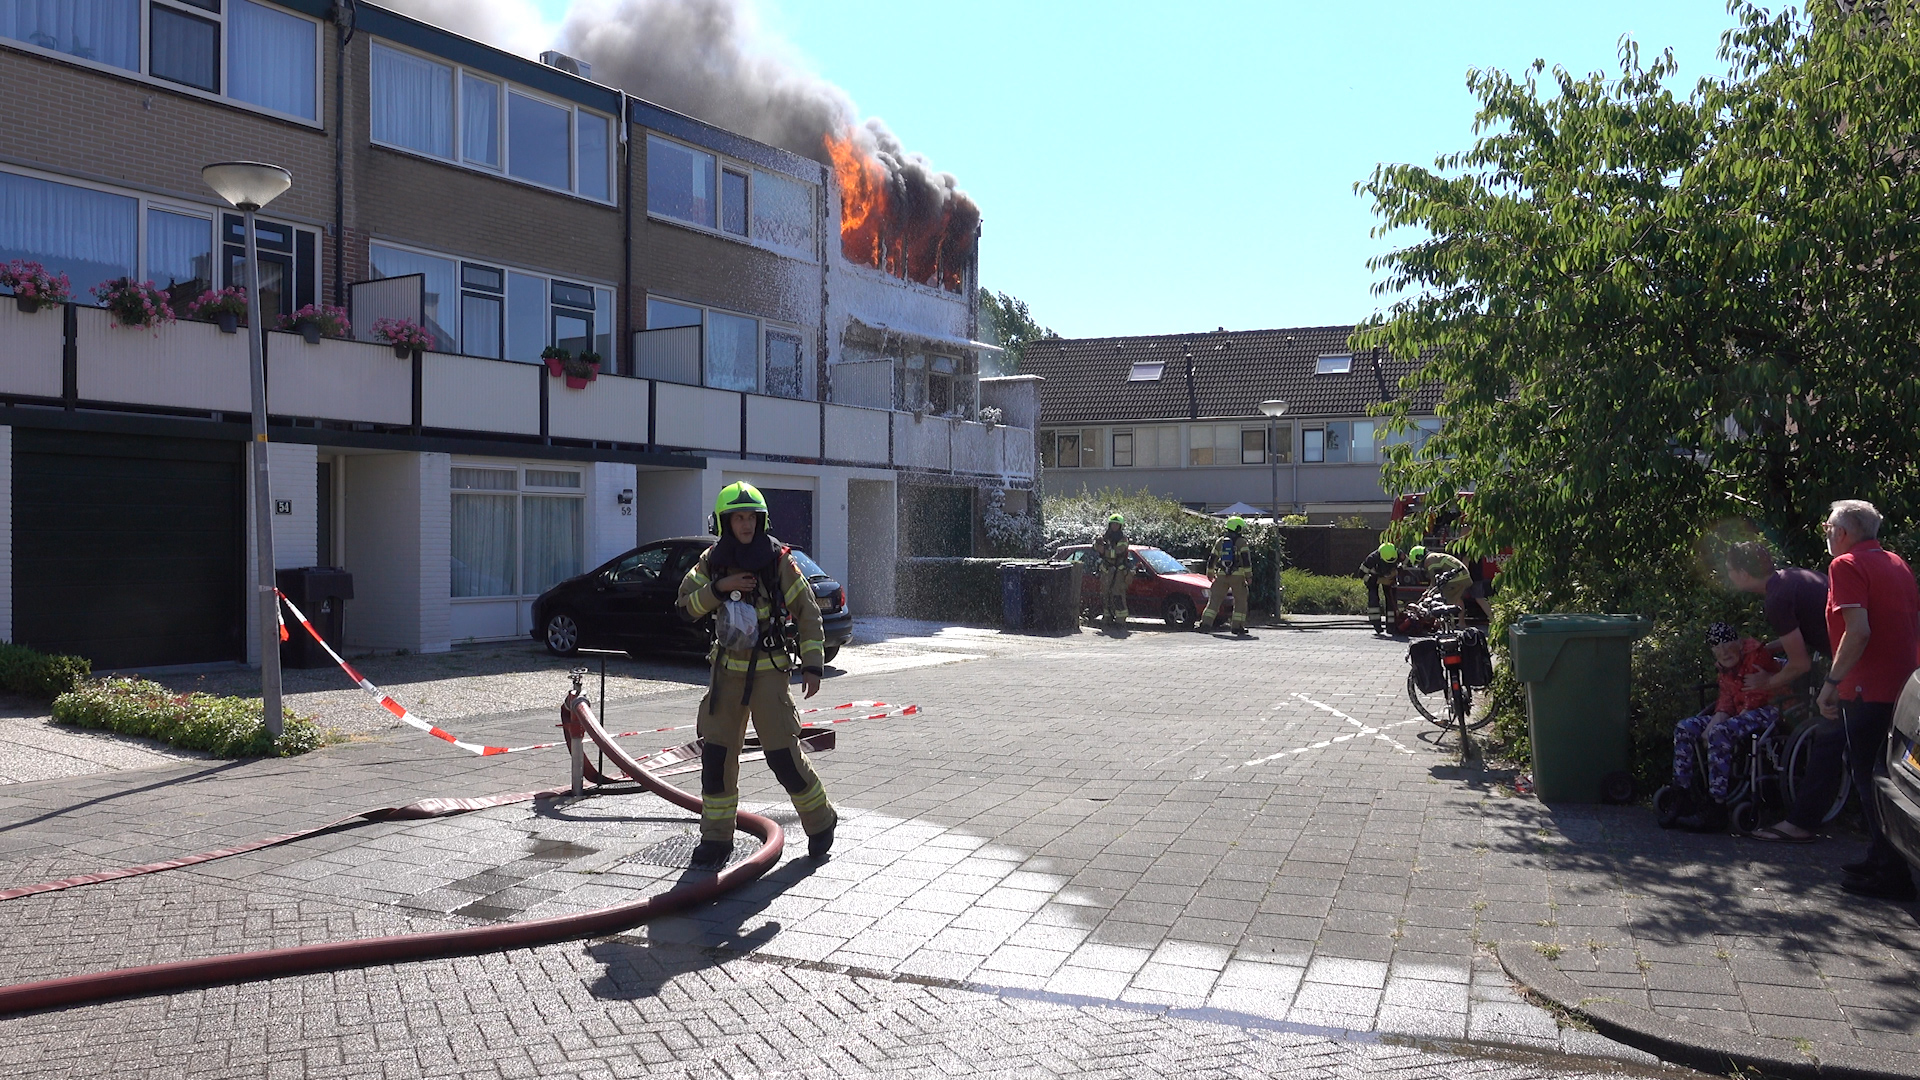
277, 592, 919, 757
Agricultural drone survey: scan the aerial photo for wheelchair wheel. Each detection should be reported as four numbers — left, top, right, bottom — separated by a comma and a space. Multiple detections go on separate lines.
1600, 771, 1634, 805
1653, 785, 1690, 828
1730, 801, 1761, 834
1784, 722, 1851, 824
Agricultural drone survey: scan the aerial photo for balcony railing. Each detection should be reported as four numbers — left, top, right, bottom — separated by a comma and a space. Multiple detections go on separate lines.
0, 301, 1035, 480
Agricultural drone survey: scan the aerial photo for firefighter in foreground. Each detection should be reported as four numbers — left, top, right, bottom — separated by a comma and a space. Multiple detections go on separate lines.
1358, 542, 1404, 634
1197, 516, 1253, 635
1092, 513, 1132, 630
677, 481, 837, 870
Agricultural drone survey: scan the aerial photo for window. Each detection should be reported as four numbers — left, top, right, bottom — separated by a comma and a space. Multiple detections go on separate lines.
150, 3, 218, 92
707, 310, 758, 391
1268, 423, 1292, 464
460, 262, 503, 360
1128, 361, 1164, 382
1304, 428, 1324, 464
3, 0, 141, 72
1307, 421, 1377, 464
506, 271, 546, 363
1316, 353, 1353, 375
551, 279, 594, 358
1187, 424, 1245, 466
146, 207, 213, 307
1123, 426, 1179, 469
721, 169, 748, 236
1241, 428, 1266, 465
765, 329, 804, 399
609, 545, 671, 584
648, 136, 715, 227
751, 169, 815, 258
1112, 432, 1134, 467
368, 41, 613, 200
370, 244, 457, 351
508, 90, 570, 191
927, 354, 955, 415
647, 298, 702, 330
646, 298, 802, 394
1054, 432, 1080, 468
229, 0, 314, 117
0, 171, 136, 292
372, 243, 614, 364
1385, 417, 1442, 452
450, 465, 583, 599
1351, 420, 1376, 463
1042, 430, 1100, 468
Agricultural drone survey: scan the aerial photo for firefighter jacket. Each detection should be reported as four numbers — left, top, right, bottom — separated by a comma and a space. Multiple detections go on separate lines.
1358, 549, 1400, 583
1092, 531, 1130, 571
1424, 551, 1468, 585
1207, 535, 1253, 579
678, 544, 825, 675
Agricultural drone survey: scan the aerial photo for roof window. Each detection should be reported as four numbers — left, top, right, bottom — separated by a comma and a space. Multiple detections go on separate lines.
1128, 361, 1165, 382
1315, 354, 1353, 375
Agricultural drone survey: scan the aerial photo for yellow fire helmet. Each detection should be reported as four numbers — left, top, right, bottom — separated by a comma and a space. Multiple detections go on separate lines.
713, 481, 770, 530
1225, 516, 1245, 531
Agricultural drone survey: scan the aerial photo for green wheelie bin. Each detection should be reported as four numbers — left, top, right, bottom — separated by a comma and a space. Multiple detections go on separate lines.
1507, 614, 1652, 803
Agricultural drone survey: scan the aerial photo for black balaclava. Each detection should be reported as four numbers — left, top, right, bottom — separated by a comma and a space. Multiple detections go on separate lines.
712, 513, 778, 573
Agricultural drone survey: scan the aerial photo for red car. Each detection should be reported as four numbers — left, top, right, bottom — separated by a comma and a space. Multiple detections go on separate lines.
1051, 544, 1216, 628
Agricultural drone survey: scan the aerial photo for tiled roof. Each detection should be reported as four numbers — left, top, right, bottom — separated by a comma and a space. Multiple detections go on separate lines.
1021, 326, 1439, 425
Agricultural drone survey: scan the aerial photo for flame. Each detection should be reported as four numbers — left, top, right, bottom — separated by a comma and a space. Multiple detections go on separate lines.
825, 131, 886, 271
824, 130, 974, 293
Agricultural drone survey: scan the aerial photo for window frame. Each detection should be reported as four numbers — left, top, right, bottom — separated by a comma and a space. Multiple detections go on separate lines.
644, 133, 820, 263
642, 293, 807, 396
367, 38, 617, 205
448, 461, 588, 602
0, 0, 324, 126
1315, 354, 1354, 375
369, 238, 616, 365
1112, 431, 1134, 467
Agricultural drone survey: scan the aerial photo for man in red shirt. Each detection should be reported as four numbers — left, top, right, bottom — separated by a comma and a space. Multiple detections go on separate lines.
1817, 500, 1920, 900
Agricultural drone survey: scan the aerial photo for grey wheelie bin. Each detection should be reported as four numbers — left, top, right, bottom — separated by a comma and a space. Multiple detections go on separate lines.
1508, 614, 1651, 803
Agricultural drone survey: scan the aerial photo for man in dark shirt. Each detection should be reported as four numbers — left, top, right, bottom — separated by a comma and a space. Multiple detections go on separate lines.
1728, 541, 1839, 844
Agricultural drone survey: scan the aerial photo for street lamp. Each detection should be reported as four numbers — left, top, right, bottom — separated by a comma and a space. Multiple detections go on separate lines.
1259, 398, 1288, 622
204, 161, 293, 737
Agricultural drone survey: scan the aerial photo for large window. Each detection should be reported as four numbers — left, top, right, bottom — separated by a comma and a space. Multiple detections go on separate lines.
646, 135, 817, 260
1040, 429, 1101, 469
643, 296, 807, 397
1187, 424, 1262, 467
1303, 420, 1379, 464
450, 465, 583, 599
369, 41, 615, 202
372, 242, 615, 363
1, 0, 318, 120
0, 170, 136, 291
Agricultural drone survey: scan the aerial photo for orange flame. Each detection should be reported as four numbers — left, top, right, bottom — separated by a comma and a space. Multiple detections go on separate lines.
824, 129, 974, 293
825, 131, 886, 272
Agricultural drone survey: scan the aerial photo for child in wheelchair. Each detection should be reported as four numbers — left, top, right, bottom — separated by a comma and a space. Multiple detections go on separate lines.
1663, 621, 1783, 832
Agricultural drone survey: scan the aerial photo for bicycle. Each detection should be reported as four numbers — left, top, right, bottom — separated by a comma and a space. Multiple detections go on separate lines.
1404, 589, 1494, 758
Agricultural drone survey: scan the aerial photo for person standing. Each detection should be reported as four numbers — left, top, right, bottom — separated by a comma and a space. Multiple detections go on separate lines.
1813, 500, 1918, 899
677, 481, 838, 871
1725, 542, 1837, 844
1198, 516, 1253, 636
1092, 513, 1132, 630
1359, 542, 1404, 634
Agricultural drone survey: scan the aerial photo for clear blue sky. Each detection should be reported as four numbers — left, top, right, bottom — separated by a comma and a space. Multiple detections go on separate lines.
535, 1, 1740, 339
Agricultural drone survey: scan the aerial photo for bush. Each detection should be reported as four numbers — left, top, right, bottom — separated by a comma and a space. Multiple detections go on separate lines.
896, 557, 1026, 624
53, 677, 328, 757
1280, 570, 1368, 614
0, 642, 92, 698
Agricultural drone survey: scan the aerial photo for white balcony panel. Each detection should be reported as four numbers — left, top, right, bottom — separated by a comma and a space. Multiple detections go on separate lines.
950, 420, 1003, 475
893, 411, 951, 471
1005, 430, 1036, 478
824, 403, 890, 464
0, 302, 64, 397
76, 305, 249, 412
267, 332, 411, 425
745, 394, 819, 458
654, 382, 741, 452
422, 353, 539, 435
550, 373, 649, 443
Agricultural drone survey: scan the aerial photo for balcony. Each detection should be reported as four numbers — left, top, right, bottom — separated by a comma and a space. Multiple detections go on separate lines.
0, 302, 1035, 481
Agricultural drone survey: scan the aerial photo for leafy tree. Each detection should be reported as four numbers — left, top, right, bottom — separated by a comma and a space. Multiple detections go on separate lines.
978, 289, 1058, 375
1357, 1, 1920, 608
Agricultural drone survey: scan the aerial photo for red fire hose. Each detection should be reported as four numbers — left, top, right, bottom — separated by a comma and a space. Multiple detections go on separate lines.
0, 692, 781, 1016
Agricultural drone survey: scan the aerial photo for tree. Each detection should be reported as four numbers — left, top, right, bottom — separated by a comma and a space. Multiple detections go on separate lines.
978, 289, 1058, 375
1357, 1, 1920, 605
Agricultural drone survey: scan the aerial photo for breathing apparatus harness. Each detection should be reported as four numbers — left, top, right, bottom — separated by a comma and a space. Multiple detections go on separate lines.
705, 536, 803, 713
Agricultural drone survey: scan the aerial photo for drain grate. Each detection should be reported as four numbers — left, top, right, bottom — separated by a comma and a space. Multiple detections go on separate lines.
632, 830, 763, 870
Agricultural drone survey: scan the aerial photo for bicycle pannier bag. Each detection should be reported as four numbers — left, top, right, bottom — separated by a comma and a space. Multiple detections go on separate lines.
1409, 639, 1446, 694
1458, 626, 1495, 688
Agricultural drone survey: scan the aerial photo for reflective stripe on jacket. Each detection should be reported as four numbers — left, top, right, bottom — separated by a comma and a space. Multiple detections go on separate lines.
677, 544, 826, 672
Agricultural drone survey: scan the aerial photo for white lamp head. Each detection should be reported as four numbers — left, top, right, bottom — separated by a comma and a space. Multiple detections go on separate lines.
1259, 398, 1289, 418
202, 162, 292, 212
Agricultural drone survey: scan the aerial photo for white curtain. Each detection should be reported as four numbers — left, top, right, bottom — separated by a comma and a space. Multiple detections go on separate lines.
370, 244, 457, 351
370, 43, 452, 159
228, 0, 315, 118
462, 74, 498, 167
0, 171, 135, 292
507, 91, 570, 190
0, 0, 138, 71
451, 492, 516, 598
706, 311, 758, 391
145, 209, 212, 294
522, 496, 582, 595
752, 170, 815, 258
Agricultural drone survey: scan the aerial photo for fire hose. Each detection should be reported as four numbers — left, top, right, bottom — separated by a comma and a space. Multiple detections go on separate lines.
0, 686, 782, 1017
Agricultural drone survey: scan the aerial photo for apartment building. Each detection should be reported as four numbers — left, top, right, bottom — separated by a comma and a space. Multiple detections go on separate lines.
1022, 327, 1437, 524
0, 1, 1030, 670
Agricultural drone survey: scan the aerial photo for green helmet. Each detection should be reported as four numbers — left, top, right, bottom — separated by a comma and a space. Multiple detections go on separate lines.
714, 481, 770, 532
1108, 513, 1125, 525
1225, 516, 1245, 532
1409, 545, 1427, 563
1379, 542, 1398, 561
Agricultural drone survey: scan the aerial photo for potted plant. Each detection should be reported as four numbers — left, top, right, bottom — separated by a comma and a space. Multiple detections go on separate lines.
564, 349, 602, 388
372, 317, 433, 359
278, 303, 351, 344
92, 278, 175, 330
540, 344, 569, 378
184, 286, 249, 333
1, 260, 72, 313
978, 405, 1004, 430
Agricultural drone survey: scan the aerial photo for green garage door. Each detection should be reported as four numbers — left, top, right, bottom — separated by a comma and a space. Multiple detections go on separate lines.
14, 429, 245, 669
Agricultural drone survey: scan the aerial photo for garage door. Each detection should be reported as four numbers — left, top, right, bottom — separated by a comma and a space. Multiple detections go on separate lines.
14, 429, 245, 669
764, 488, 814, 556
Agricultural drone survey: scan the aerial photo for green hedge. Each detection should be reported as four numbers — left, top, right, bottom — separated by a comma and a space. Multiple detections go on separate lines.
0, 642, 91, 698
53, 677, 328, 757
1280, 570, 1368, 615
896, 557, 1025, 624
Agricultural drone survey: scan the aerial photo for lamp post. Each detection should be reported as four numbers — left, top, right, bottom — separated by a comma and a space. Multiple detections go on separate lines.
203, 161, 293, 738
1259, 398, 1288, 622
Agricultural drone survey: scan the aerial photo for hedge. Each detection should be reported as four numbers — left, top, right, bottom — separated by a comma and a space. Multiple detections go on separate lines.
896, 557, 1025, 624
1280, 570, 1368, 615
0, 642, 91, 698
53, 677, 329, 757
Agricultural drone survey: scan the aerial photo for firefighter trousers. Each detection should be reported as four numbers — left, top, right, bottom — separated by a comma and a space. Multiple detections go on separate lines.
1201, 572, 1250, 630
1096, 566, 1130, 624
696, 667, 836, 843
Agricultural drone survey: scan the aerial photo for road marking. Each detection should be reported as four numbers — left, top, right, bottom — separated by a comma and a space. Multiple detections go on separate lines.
1293, 693, 1418, 755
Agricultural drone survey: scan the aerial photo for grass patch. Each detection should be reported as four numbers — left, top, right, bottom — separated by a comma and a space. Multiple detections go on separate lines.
1280, 569, 1368, 615
53, 677, 331, 757
1532, 941, 1565, 960
0, 641, 91, 698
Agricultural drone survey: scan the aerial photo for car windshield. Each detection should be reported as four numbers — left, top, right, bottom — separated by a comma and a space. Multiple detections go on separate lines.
789, 548, 827, 579
1135, 548, 1186, 575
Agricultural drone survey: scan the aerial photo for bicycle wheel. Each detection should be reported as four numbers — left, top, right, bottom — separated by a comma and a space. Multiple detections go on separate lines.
1784, 722, 1851, 824
1408, 670, 1449, 726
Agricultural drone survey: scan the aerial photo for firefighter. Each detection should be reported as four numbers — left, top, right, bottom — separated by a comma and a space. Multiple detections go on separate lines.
1413, 545, 1473, 610
1198, 516, 1253, 635
1359, 541, 1403, 634
1092, 513, 1132, 629
677, 481, 837, 870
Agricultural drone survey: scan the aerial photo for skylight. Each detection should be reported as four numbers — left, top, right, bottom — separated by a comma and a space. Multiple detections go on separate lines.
1128, 361, 1165, 382
1315, 354, 1353, 375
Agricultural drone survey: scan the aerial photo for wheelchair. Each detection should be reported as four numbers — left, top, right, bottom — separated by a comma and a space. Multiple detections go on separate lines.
1653, 681, 1850, 833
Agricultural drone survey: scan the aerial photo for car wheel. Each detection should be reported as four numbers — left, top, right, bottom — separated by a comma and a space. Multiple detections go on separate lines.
1164, 595, 1197, 629
543, 612, 580, 656
823, 645, 840, 663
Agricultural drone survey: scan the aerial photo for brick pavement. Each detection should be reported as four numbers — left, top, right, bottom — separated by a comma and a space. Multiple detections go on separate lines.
0, 624, 1754, 1077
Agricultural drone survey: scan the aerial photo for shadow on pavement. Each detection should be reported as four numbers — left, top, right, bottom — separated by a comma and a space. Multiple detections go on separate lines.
0, 757, 251, 834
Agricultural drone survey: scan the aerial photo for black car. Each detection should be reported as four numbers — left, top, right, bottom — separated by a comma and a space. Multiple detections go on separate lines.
531, 535, 852, 662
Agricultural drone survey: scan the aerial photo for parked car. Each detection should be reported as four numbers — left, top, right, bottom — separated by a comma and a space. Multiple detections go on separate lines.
532, 536, 852, 661
1876, 671, 1920, 877
1050, 544, 1215, 628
